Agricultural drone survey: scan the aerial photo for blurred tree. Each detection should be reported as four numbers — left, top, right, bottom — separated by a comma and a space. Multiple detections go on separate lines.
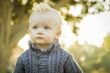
102, 32, 110, 50
68, 41, 99, 73
0, 0, 110, 72
0, 0, 29, 72
99, 32, 110, 73
68, 32, 110, 73
88, 32, 110, 73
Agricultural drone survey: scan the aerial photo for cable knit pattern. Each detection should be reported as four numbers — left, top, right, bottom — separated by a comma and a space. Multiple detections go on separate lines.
13, 40, 83, 73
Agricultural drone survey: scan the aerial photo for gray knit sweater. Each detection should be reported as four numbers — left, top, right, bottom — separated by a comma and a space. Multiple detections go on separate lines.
13, 41, 83, 73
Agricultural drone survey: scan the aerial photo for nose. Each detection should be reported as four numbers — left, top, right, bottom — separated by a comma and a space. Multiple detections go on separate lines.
37, 32, 43, 35
36, 29, 44, 35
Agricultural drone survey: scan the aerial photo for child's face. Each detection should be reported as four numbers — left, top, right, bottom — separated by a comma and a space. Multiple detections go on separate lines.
29, 13, 60, 45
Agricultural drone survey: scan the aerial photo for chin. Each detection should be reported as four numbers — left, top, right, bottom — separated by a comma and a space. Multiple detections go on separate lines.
35, 41, 45, 44
33, 39, 53, 44
36, 40, 48, 44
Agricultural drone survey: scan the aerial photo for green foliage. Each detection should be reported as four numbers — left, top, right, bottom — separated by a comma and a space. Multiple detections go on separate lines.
68, 32, 110, 73
11, 0, 110, 34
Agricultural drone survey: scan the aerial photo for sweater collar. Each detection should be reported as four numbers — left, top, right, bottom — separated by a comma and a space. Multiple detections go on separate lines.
29, 40, 60, 54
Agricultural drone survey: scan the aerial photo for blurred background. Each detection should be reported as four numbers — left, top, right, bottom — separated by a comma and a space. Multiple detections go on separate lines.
0, 0, 110, 73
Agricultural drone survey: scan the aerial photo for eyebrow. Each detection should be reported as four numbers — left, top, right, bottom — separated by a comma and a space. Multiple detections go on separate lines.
33, 23, 52, 27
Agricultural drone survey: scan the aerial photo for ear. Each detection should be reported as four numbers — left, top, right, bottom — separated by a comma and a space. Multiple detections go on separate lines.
55, 30, 61, 39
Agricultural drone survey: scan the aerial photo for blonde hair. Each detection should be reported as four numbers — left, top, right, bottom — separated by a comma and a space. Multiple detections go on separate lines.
29, 3, 62, 30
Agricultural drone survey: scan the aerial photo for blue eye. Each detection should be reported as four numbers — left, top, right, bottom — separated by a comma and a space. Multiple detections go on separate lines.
33, 26, 38, 29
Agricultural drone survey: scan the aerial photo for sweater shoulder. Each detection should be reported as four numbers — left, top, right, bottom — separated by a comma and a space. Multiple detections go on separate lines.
59, 48, 70, 57
57, 47, 71, 63
18, 49, 30, 62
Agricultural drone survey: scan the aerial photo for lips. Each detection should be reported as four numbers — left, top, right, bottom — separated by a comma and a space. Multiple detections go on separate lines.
35, 36, 44, 39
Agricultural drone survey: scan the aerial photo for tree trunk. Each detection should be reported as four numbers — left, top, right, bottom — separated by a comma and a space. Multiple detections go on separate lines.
0, 0, 12, 72
0, 47, 12, 73
0, 0, 29, 73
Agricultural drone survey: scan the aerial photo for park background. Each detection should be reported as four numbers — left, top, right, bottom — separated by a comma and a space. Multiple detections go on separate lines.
0, 0, 110, 73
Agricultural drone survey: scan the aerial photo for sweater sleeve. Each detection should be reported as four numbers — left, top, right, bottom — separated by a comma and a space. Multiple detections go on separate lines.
13, 57, 25, 73
64, 55, 83, 73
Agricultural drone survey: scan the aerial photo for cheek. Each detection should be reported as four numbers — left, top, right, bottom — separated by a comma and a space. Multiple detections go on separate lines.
46, 32, 55, 40
30, 30, 37, 38
45, 36, 55, 43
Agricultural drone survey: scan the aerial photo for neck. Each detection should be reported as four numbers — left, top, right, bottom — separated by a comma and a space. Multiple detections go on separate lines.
33, 43, 53, 52
36, 43, 52, 49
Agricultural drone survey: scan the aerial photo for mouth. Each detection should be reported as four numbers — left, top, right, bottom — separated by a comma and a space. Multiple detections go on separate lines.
36, 37, 44, 39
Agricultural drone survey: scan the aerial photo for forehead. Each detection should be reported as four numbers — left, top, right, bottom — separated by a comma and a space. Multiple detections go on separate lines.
29, 12, 57, 26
